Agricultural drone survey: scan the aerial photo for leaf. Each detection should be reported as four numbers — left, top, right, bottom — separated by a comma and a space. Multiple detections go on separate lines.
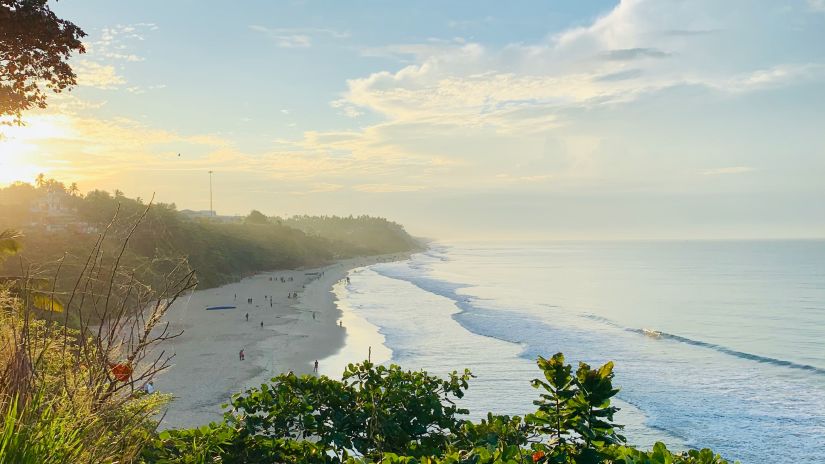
32, 293, 64, 312
0, 229, 23, 258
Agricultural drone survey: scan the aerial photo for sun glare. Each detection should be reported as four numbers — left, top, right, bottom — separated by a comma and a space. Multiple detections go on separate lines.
0, 147, 45, 185
0, 115, 75, 186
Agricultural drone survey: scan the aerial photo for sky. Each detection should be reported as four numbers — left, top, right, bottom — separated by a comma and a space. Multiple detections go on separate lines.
1, 0, 824, 240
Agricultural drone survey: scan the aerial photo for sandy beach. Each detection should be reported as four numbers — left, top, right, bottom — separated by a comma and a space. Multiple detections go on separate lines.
155, 253, 407, 430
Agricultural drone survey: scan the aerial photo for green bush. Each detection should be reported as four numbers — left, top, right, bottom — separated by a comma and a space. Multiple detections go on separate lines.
140, 356, 736, 464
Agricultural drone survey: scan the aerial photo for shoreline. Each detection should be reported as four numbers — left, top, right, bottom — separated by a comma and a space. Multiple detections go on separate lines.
155, 252, 410, 430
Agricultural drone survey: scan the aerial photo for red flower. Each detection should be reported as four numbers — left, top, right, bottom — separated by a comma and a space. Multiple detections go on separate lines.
111, 363, 132, 382
532, 450, 546, 462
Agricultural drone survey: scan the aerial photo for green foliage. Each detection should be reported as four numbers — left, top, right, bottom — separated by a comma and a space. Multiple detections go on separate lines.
227, 361, 472, 459
0, 0, 87, 125
608, 442, 732, 464
143, 355, 736, 464
245, 209, 270, 224
0, 390, 86, 464
140, 422, 332, 464
0, 229, 22, 258
283, 214, 422, 256
0, 178, 420, 323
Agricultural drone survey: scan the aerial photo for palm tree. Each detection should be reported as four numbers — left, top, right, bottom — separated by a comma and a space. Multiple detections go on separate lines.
35, 173, 46, 188
68, 182, 80, 197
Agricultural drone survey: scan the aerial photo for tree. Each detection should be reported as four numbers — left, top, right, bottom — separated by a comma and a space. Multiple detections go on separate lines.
34, 172, 45, 188
0, 0, 86, 125
226, 361, 472, 460
141, 356, 734, 464
245, 209, 269, 225
68, 182, 79, 196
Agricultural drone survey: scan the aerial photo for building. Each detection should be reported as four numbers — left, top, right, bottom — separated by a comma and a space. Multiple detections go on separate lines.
29, 189, 98, 234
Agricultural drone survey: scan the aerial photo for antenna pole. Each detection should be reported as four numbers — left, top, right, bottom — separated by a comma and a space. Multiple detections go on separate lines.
208, 170, 214, 216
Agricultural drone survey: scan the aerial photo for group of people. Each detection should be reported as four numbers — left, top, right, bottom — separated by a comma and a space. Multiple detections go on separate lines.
237, 349, 320, 377
232, 272, 356, 375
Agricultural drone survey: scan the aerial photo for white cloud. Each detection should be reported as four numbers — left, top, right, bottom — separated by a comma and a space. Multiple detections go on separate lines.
334, 0, 824, 137
703, 167, 755, 176
73, 60, 125, 89
249, 25, 350, 48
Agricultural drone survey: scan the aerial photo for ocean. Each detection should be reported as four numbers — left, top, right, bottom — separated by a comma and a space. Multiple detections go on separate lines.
328, 240, 825, 463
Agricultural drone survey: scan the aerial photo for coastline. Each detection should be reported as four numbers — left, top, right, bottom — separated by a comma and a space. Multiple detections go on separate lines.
155, 252, 410, 430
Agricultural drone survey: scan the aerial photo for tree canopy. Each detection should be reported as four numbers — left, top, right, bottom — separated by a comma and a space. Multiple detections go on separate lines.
0, 0, 86, 124
140, 356, 735, 464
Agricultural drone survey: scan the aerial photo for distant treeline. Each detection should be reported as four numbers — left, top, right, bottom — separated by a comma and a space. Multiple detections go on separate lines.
281, 214, 420, 256
0, 178, 420, 319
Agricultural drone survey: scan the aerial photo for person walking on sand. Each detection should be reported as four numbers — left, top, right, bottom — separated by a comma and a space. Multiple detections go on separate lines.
314, 360, 319, 373
245, 313, 249, 322
260, 321, 263, 328
239, 349, 245, 361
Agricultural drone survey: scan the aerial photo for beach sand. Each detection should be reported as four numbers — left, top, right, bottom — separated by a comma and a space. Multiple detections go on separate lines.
154, 253, 407, 430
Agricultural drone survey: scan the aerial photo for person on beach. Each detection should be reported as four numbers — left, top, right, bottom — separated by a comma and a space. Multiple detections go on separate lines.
260, 321, 263, 328
314, 360, 319, 373
245, 313, 249, 322
239, 349, 245, 361
339, 320, 343, 328
346, 276, 350, 284
143, 381, 155, 394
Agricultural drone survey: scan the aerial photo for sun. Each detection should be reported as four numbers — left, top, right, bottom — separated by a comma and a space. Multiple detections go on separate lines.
0, 115, 74, 186
0, 144, 46, 185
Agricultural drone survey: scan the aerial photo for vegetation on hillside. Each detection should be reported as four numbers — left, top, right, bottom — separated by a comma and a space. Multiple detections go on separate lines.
0, 178, 420, 324
283, 215, 420, 255
0, 224, 192, 463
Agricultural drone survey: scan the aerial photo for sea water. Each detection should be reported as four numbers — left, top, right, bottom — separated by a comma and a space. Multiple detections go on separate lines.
331, 240, 825, 463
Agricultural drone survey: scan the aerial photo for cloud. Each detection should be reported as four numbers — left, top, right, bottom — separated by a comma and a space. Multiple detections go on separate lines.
73, 60, 125, 89
594, 69, 644, 81
249, 25, 350, 48
353, 184, 425, 193
809, 0, 825, 11
86, 23, 157, 62
702, 167, 755, 176
69, 23, 160, 91
334, 0, 825, 138
599, 47, 670, 61
11, 0, 823, 211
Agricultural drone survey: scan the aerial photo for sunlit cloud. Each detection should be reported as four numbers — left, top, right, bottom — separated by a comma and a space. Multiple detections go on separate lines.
3, 0, 823, 238
73, 60, 125, 89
